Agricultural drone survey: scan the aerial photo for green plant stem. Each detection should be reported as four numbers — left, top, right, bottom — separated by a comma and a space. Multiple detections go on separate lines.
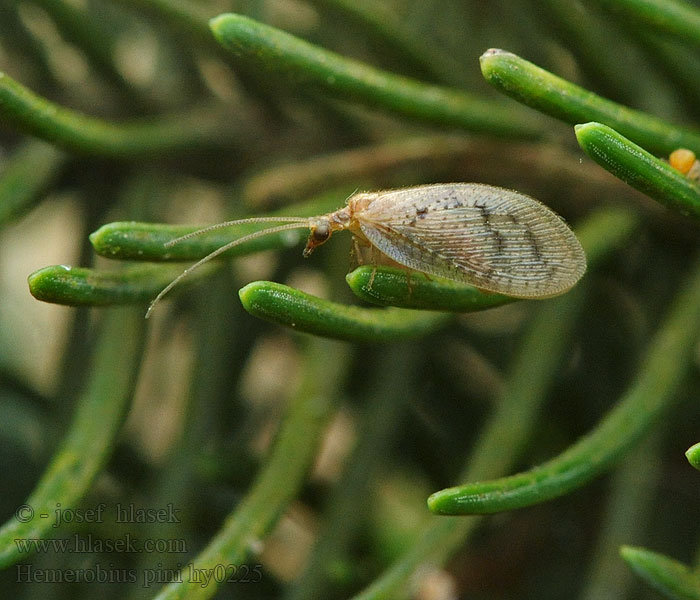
620, 546, 700, 600
239, 281, 449, 342
151, 337, 349, 600
348, 208, 637, 599
575, 122, 700, 219
585, 0, 700, 50
27, 263, 208, 306
346, 266, 514, 311
89, 192, 343, 261
428, 251, 700, 515
0, 307, 146, 568
0, 140, 65, 225
209, 13, 543, 138
686, 442, 700, 471
479, 48, 700, 155
0, 71, 236, 158
286, 347, 417, 600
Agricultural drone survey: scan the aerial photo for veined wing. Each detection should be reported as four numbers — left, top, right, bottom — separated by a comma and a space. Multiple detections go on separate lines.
355, 183, 586, 298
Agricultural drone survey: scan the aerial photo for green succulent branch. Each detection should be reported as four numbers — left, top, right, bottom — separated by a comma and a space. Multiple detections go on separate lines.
480, 48, 700, 155
208, 13, 543, 138
686, 442, 700, 471
88, 192, 344, 261
620, 546, 700, 600
151, 337, 349, 600
0, 308, 146, 567
575, 122, 700, 219
428, 250, 700, 515
345, 266, 513, 311
28, 264, 204, 306
0, 71, 238, 157
238, 281, 450, 342
349, 207, 638, 600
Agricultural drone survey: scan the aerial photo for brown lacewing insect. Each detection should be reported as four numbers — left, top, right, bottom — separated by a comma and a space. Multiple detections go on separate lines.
146, 183, 586, 318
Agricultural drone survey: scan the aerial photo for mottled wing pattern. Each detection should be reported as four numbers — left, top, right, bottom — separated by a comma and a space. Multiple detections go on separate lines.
354, 183, 586, 298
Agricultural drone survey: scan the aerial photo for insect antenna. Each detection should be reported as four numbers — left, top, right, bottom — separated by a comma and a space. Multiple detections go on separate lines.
146, 220, 311, 319
165, 216, 311, 247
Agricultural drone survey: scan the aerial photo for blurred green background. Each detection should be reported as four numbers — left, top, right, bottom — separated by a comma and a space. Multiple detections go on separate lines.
1, 0, 700, 599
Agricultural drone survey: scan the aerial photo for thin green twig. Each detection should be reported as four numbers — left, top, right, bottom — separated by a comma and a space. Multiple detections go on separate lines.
346, 266, 513, 311
209, 13, 543, 138
620, 546, 700, 600
428, 251, 700, 514
151, 337, 350, 600
0, 308, 146, 568
0, 71, 237, 157
575, 121, 700, 219
686, 442, 700, 471
27, 264, 205, 306
480, 48, 700, 155
239, 281, 449, 342
348, 207, 638, 599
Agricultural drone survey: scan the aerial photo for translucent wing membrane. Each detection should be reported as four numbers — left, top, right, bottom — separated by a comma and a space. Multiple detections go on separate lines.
356, 184, 586, 298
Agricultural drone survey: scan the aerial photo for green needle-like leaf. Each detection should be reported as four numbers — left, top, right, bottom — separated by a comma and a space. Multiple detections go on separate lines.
239, 281, 449, 342
346, 266, 513, 311
576, 122, 700, 219
686, 442, 700, 471
89, 192, 344, 260
480, 48, 700, 156
620, 546, 700, 600
89, 221, 307, 261
349, 207, 638, 600
0, 308, 145, 567
428, 251, 700, 515
587, 0, 700, 50
209, 13, 542, 138
151, 337, 349, 600
0, 71, 236, 158
27, 264, 202, 306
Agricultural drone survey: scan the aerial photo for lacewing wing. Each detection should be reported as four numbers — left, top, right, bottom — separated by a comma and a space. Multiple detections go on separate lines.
342, 183, 586, 298
147, 183, 587, 316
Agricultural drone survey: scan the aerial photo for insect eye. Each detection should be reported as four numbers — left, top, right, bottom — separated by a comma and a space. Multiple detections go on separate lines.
311, 223, 331, 243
